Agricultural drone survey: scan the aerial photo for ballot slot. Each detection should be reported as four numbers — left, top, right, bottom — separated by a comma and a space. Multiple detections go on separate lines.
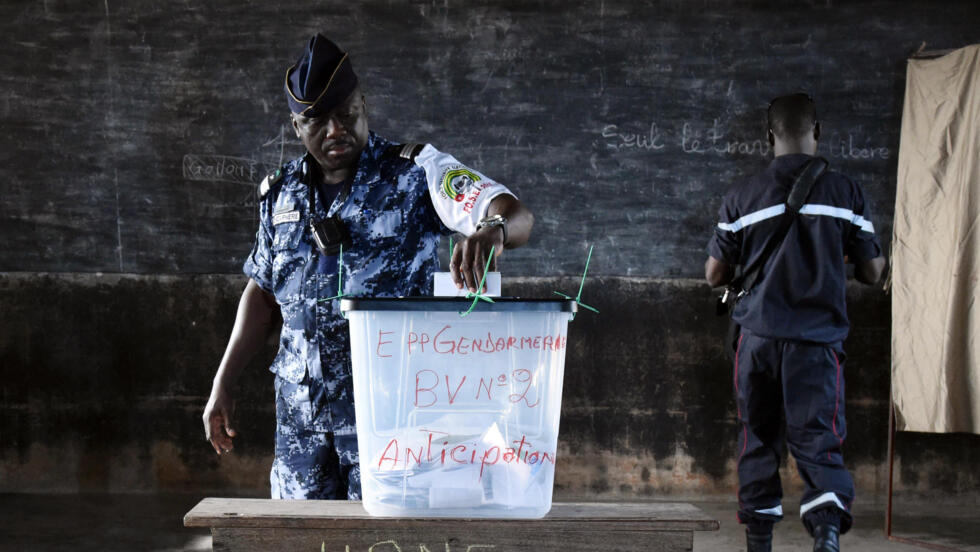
342, 298, 575, 518
432, 272, 501, 297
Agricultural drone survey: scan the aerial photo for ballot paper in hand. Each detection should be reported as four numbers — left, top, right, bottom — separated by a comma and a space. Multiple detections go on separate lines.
433, 272, 501, 297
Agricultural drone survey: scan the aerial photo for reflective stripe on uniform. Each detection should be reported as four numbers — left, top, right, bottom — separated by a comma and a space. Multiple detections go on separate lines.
717, 203, 875, 234
799, 204, 875, 233
717, 204, 785, 232
799, 492, 847, 517
755, 505, 784, 516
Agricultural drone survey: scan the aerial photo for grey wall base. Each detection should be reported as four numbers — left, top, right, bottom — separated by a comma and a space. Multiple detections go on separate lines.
1, 273, 977, 500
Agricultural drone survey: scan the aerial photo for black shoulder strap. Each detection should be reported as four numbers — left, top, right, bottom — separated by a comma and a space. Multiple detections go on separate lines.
734, 157, 828, 294
786, 157, 828, 212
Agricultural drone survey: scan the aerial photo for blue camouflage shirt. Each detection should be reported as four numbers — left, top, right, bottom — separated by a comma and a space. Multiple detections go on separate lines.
244, 131, 514, 434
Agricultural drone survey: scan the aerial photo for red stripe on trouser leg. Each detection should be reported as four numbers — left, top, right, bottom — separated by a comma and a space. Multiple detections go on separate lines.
829, 349, 843, 460
735, 333, 747, 463
734, 333, 747, 511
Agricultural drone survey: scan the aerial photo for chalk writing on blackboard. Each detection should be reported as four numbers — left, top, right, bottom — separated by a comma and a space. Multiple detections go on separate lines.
325, 541, 496, 552
599, 120, 891, 160
680, 122, 771, 156
826, 132, 891, 160
182, 154, 265, 184
600, 120, 770, 156
601, 123, 666, 151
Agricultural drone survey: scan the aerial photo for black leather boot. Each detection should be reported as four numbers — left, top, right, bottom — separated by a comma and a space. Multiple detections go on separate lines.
812, 523, 840, 552
746, 531, 772, 552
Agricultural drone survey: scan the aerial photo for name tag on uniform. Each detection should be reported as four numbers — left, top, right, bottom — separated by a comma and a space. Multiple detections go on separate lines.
272, 209, 300, 226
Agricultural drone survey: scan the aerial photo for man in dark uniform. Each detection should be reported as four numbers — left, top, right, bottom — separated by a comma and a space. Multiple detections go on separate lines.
705, 94, 885, 552
202, 34, 533, 499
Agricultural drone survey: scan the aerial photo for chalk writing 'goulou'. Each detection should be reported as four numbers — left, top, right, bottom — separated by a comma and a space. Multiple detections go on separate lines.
181, 154, 261, 184
324, 541, 495, 551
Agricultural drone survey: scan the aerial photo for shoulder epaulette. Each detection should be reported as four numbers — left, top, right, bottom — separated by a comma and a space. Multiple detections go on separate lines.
386, 143, 424, 162
258, 167, 286, 200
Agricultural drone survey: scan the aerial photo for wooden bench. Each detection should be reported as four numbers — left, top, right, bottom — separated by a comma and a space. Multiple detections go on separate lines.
184, 498, 719, 551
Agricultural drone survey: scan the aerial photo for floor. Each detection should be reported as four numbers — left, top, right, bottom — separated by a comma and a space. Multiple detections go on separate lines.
693, 500, 979, 552
0, 494, 976, 551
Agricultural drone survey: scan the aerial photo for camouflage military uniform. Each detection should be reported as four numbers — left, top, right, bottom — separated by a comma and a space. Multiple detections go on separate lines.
244, 131, 513, 499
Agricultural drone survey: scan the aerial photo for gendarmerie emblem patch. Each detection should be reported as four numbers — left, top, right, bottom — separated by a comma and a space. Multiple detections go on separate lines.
441, 167, 482, 202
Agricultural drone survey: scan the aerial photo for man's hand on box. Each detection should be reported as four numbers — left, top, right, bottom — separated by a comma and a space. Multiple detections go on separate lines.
451, 226, 504, 293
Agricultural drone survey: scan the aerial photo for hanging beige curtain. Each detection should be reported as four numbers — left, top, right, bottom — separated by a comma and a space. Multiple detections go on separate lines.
892, 44, 980, 434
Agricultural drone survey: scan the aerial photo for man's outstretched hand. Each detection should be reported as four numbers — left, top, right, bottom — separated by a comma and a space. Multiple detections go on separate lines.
203, 387, 238, 455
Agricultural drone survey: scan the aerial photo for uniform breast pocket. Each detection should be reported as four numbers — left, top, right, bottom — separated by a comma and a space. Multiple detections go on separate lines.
272, 221, 305, 251
366, 211, 404, 241
271, 221, 307, 301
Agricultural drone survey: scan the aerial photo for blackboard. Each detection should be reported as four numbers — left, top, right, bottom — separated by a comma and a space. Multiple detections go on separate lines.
2, 1, 978, 278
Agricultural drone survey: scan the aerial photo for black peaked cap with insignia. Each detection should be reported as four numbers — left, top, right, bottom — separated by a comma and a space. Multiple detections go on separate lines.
285, 34, 359, 118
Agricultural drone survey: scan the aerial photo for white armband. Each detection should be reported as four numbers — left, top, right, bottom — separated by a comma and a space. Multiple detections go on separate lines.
414, 144, 516, 235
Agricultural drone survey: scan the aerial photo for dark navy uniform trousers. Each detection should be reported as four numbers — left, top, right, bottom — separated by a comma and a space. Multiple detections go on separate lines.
734, 331, 854, 534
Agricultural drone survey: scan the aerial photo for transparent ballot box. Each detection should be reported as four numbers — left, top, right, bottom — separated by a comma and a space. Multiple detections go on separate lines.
341, 298, 576, 518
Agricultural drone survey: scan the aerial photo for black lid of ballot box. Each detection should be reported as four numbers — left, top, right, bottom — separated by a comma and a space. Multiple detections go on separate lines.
340, 297, 577, 313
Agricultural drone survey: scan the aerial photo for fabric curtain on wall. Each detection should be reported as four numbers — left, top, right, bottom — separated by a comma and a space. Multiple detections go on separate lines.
892, 44, 980, 434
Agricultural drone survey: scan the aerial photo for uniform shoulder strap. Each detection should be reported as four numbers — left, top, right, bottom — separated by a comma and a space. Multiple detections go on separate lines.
258, 166, 287, 200
734, 157, 828, 295
385, 142, 425, 162
786, 157, 827, 212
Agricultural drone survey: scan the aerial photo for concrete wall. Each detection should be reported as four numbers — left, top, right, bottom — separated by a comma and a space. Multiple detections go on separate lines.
2, 273, 977, 503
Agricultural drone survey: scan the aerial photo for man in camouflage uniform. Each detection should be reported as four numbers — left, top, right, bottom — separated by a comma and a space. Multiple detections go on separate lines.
202, 34, 534, 499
